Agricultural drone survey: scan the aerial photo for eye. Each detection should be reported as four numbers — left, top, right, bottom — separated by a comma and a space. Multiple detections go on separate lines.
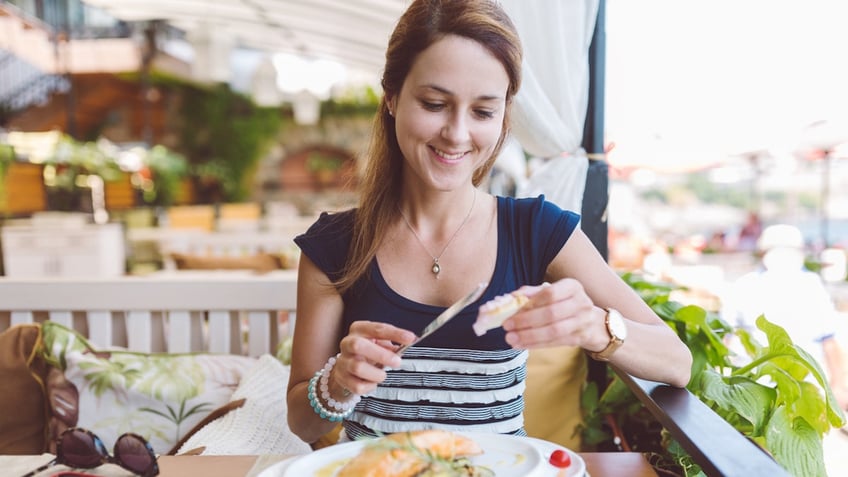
474, 109, 496, 120
421, 101, 445, 112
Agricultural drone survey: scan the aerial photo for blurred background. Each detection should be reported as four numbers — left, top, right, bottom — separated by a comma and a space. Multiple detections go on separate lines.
1, 1, 847, 473
1, 0, 847, 306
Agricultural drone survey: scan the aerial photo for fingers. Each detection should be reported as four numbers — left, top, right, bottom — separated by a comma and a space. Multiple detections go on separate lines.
503, 279, 598, 349
334, 321, 417, 395
504, 279, 586, 329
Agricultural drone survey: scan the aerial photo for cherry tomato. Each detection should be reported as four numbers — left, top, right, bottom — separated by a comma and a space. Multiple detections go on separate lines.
549, 449, 571, 468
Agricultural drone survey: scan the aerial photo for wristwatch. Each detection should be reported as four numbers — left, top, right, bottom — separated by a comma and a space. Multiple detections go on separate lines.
588, 308, 627, 362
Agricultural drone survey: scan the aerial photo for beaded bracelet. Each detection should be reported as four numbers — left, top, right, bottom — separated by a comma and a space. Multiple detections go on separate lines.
319, 354, 361, 412
307, 354, 360, 422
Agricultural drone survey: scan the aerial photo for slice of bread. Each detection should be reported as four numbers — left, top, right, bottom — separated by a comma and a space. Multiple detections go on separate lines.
473, 292, 529, 336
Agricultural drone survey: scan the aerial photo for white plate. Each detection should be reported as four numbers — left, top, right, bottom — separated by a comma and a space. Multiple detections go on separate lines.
257, 432, 586, 477
523, 436, 586, 477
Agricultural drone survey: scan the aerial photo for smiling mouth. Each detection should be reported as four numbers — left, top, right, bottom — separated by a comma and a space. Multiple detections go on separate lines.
432, 146, 466, 160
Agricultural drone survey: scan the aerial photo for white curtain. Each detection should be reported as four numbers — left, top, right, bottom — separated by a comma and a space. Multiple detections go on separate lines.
497, 0, 601, 215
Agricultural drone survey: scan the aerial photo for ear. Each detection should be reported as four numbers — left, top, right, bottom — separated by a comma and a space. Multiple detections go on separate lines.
386, 96, 396, 117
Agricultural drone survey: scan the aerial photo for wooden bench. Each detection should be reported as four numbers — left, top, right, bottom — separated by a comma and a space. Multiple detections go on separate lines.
0, 270, 297, 356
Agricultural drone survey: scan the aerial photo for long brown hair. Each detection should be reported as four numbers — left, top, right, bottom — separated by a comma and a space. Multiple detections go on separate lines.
335, 0, 523, 293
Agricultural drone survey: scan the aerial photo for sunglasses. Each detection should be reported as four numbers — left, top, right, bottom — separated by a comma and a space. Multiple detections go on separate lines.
21, 427, 159, 477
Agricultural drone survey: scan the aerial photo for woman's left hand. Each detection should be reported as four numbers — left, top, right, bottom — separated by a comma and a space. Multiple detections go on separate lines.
501, 279, 607, 350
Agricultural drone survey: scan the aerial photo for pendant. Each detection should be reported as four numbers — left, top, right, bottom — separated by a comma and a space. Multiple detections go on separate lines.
432, 259, 441, 277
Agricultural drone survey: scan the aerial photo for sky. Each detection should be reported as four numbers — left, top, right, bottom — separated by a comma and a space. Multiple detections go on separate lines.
605, 0, 848, 170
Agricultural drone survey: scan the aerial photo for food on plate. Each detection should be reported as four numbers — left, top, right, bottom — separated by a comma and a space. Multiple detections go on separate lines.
473, 292, 529, 336
548, 448, 571, 468
336, 429, 492, 477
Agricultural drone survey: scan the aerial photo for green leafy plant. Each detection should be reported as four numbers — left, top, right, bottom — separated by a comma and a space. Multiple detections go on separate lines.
140, 144, 189, 206
40, 136, 128, 211
306, 152, 344, 173
45, 136, 124, 190
319, 84, 380, 117
582, 273, 845, 477
176, 83, 281, 203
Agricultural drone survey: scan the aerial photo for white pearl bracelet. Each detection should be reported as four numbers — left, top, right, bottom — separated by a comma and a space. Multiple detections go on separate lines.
320, 353, 360, 412
307, 353, 361, 423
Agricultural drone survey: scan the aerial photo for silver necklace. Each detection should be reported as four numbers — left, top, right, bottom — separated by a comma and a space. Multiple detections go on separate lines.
399, 189, 477, 278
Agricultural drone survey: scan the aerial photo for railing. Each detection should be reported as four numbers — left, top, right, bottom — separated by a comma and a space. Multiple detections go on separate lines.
0, 270, 297, 357
616, 370, 791, 477
0, 49, 69, 114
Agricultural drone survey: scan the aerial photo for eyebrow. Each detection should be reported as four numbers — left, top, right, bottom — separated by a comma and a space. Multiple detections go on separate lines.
421, 84, 504, 102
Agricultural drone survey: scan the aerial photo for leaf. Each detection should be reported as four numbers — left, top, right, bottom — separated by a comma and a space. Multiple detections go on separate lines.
580, 428, 609, 446
180, 401, 214, 422
756, 361, 803, 408
664, 438, 706, 477
736, 327, 766, 358
793, 381, 830, 435
757, 361, 837, 435
139, 406, 172, 420
581, 381, 599, 415
697, 369, 775, 435
756, 316, 845, 429
599, 376, 636, 410
650, 300, 682, 321
765, 405, 826, 477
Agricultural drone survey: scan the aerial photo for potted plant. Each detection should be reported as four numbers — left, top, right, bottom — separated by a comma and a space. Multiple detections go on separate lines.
140, 145, 189, 206
43, 136, 125, 212
581, 273, 845, 476
306, 151, 344, 188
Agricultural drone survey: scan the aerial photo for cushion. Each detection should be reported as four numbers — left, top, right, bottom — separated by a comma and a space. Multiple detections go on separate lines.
523, 346, 587, 450
177, 354, 312, 456
0, 324, 50, 454
40, 321, 256, 456
170, 252, 283, 271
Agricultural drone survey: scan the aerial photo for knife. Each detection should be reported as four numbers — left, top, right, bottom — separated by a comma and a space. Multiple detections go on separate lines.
395, 281, 488, 356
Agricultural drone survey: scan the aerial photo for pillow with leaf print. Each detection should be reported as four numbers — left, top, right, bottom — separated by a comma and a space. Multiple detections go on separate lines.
40, 321, 256, 456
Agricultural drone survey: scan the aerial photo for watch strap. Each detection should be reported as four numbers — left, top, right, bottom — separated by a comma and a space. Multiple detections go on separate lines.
588, 308, 624, 362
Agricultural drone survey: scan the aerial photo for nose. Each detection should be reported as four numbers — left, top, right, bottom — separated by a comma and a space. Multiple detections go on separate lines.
441, 111, 469, 144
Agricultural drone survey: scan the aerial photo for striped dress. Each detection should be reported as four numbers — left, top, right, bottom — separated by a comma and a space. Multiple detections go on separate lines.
345, 347, 528, 439
294, 195, 579, 440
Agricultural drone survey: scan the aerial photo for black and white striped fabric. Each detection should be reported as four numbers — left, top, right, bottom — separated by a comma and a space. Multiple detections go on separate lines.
343, 347, 528, 440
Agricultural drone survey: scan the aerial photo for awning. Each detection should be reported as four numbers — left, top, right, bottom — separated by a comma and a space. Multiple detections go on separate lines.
80, 0, 408, 80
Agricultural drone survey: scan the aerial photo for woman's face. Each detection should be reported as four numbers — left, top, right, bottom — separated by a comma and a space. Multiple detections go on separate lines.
390, 34, 510, 192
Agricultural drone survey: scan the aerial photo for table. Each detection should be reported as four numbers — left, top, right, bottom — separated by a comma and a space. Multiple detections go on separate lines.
1, 222, 125, 277
158, 453, 658, 476
4, 451, 657, 476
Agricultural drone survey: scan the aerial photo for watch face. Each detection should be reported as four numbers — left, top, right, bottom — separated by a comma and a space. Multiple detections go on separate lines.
608, 309, 628, 340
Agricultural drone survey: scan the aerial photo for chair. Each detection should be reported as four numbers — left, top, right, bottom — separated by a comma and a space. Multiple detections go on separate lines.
165, 205, 216, 231
218, 202, 262, 232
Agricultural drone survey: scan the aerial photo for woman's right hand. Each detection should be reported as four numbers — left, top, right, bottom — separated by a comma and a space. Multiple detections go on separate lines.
333, 321, 417, 397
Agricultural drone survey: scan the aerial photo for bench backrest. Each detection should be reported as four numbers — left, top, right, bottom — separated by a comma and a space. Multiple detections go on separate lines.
0, 271, 297, 357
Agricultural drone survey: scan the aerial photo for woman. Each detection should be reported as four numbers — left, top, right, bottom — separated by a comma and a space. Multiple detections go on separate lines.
287, 0, 692, 445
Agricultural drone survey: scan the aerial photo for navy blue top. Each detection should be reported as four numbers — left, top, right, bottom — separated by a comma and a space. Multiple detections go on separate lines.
295, 194, 580, 438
